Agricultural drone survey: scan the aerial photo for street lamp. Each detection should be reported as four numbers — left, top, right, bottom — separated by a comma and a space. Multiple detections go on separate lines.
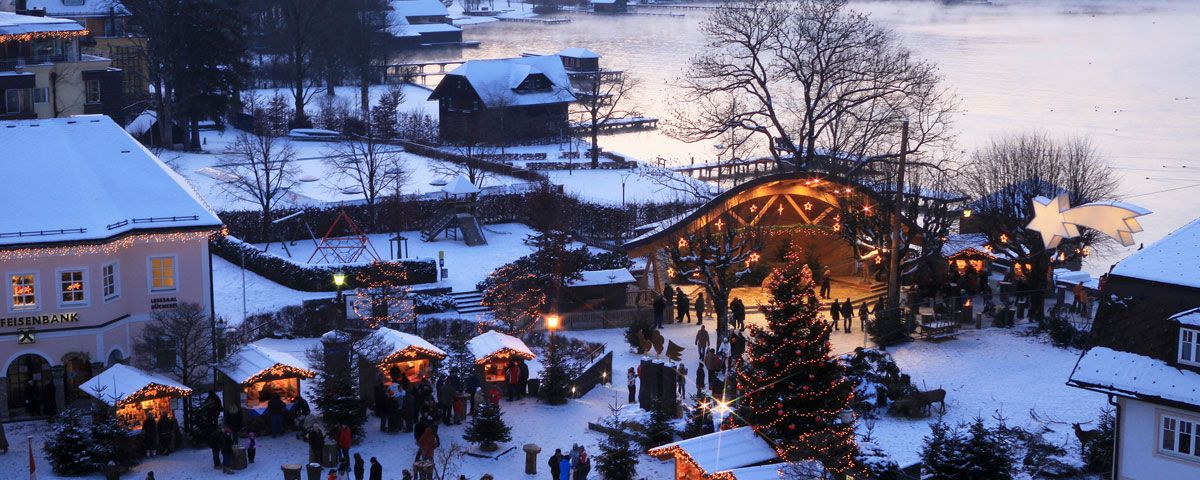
546, 313, 560, 333
333, 272, 346, 302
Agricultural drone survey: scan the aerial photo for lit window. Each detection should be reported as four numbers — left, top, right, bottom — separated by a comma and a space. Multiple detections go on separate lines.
1161, 413, 1200, 460
59, 270, 86, 305
149, 256, 176, 292
102, 262, 119, 301
1180, 328, 1200, 366
10, 273, 36, 310
85, 79, 101, 104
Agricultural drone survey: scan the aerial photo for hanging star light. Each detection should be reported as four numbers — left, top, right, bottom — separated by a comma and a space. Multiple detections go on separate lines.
1027, 193, 1151, 248
714, 219, 724, 231
803, 202, 813, 211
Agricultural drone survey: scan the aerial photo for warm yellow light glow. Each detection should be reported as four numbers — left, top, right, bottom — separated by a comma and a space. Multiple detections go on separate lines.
546, 314, 560, 331
333, 272, 346, 286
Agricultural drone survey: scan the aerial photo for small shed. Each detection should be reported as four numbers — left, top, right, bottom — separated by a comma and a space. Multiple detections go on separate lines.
467, 330, 536, 383
565, 268, 636, 311
941, 233, 996, 274
79, 364, 192, 430
648, 426, 779, 480
220, 344, 315, 415
557, 47, 600, 72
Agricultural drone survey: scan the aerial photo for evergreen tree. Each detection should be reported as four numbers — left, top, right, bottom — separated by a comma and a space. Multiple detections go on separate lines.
734, 252, 859, 473
310, 335, 367, 441
45, 408, 122, 475
1081, 409, 1115, 475
681, 394, 714, 439
539, 335, 573, 405
596, 422, 640, 480
639, 406, 676, 450
370, 86, 404, 139
463, 403, 512, 451
921, 418, 1016, 480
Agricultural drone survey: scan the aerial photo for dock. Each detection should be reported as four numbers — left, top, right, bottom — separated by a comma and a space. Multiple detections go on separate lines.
571, 116, 659, 133
498, 16, 571, 24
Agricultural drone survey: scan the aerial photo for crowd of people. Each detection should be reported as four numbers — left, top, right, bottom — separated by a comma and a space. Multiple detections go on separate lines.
546, 444, 592, 480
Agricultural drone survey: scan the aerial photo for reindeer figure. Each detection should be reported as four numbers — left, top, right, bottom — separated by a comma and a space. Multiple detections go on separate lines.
1073, 422, 1101, 446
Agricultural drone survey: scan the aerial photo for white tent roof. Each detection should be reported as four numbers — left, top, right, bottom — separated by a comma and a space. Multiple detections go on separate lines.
79, 364, 191, 406
220, 343, 314, 385
442, 175, 481, 195
467, 330, 536, 363
649, 426, 779, 475
373, 327, 447, 358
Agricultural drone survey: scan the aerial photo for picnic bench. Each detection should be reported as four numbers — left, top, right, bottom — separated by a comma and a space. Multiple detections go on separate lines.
916, 306, 960, 340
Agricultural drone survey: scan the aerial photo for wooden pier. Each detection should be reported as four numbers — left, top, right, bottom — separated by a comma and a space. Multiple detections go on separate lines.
673, 157, 781, 182
498, 16, 571, 24
571, 116, 659, 133
381, 60, 467, 85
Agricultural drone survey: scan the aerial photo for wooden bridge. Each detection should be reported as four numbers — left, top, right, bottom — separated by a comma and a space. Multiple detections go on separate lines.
498, 16, 570, 24
672, 157, 782, 182
381, 60, 466, 84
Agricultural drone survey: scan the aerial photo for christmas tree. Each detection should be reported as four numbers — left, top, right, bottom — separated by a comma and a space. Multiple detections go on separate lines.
595, 417, 640, 480
45, 408, 121, 475
681, 393, 715, 439
539, 335, 573, 405
734, 252, 859, 473
463, 403, 512, 451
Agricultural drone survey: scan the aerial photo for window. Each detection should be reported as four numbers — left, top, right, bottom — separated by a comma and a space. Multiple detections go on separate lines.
33, 88, 48, 104
85, 79, 101, 104
149, 256, 176, 292
10, 273, 37, 310
1161, 413, 1200, 460
1180, 328, 1200, 366
58, 270, 86, 305
4, 89, 32, 114
102, 262, 119, 301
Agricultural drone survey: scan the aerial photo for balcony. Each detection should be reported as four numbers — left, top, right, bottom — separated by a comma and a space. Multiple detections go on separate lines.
0, 54, 69, 72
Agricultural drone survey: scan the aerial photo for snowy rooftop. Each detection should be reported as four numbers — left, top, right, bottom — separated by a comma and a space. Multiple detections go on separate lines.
1172, 308, 1200, 328
390, 0, 449, 18
442, 175, 481, 195
1110, 217, 1200, 289
648, 426, 779, 474
389, 12, 460, 38
433, 55, 576, 107
941, 233, 990, 258
557, 47, 599, 59
714, 462, 822, 480
221, 343, 314, 385
24, 0, 127, 16
569, 268, 635, 287
373, 327, 448, 359
0, 10, 86, 35
1068, 346, 1200, 407
79, 364, 192, 406
0, 116, 221, 247
467, 330, 536, 364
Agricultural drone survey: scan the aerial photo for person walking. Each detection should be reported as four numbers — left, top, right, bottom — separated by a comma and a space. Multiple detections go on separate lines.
142, 411, 158, 457
208, 425, 223, 468
438, 378, 455, 424
518, 360, 530, 400
369, 457, 383, 480
858, 302, 870, 333
626, 367, 637, 404
841, 299, 854, 333
220, 426, 235, 474
694, 324, 709, 360
695, 362, 706, 392
677, 288, 691, 323
548, 448, 563, 480
160, 411, 177, 455
558, 455, 571, 480
417, 426, 439, 461
653, 294, 666, 329
246, 431, 257, 464
353, 453, 365, 480
663, 284, 674, 324
830, 298, 841, 328
820, 267, 832, 299
676, 363, 688, 397
695, 292, 706, 326
337, 424, 352, 464
730, 297, 745, 330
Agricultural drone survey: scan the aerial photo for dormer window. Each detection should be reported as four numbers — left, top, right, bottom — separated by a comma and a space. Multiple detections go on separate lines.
515, 74, 552, 93
1180, 328, 1200, 366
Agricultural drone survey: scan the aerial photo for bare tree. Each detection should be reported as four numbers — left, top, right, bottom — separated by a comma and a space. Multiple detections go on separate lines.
571, 72, 640, 168
673, 0, 955, 171
259, 0, 327, 126
431, 143, 495, 189
668, 225, 765, 347
958, 132, 1119, 320
132, 303, 224, 429
216, 130, 299, 240
324, 134, 410, 228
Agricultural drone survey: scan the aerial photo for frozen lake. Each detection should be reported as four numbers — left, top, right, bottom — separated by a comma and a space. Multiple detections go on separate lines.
426, 0, 1200, 271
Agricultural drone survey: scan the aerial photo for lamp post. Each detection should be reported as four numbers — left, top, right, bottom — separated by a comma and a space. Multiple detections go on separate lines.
212, 317, 227, 384
333, 272, 346, 303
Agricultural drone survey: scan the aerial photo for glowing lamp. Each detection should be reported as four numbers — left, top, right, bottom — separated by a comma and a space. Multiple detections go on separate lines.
545, 314, 560, 331
333, 272, 346, 287
962, 209, 972, 218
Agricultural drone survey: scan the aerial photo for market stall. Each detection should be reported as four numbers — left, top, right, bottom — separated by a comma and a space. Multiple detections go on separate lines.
79, 364, 191, 430
219, 343, 315, 416
373, 328, 447, 383
466, 330, 536, 383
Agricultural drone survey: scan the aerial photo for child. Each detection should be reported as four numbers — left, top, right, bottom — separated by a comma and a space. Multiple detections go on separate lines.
327, 470, 338, 480
338, 458, 351, 480
246, 431, 256, 464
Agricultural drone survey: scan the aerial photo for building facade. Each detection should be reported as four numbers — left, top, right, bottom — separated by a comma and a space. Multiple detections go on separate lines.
0, 116, 221, 418
1068, 218, 1200, 479
0, 10, 125, 122
428, 55, 575, 144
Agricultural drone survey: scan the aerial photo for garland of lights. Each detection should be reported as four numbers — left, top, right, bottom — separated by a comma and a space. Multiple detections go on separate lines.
242, 363, 316, 385
115, 383, 192, 406
379, 346, 447, 367
351, 261, 414, 328
0, 29, 90, 44
0, 230, 219, 261
474, 347, 536, 365
730, 251, 862, 475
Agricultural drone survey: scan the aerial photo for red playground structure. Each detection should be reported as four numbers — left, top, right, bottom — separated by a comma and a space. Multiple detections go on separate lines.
308, 210, 382, 264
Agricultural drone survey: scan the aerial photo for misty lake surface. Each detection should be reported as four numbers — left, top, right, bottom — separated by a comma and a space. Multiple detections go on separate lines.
423, 1, 1200, 269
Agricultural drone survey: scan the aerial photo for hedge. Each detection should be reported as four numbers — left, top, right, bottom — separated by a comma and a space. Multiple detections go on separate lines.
210, 235, 437, 292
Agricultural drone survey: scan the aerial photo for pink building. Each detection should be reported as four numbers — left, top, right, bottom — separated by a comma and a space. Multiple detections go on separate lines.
0, 115, 221, 418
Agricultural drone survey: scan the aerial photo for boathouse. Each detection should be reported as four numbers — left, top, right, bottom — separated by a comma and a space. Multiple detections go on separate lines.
428, 55, 575, 144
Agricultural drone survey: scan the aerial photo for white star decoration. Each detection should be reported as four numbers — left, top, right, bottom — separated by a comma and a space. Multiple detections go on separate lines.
1027, 194, 1150, 248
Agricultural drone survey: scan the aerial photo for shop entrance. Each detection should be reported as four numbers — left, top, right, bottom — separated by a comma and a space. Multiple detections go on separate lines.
63, 356, 93, 406
6, 354, 53, 417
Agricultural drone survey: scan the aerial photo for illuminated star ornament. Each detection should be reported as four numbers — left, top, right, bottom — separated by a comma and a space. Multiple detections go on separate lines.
1027, 193, 1151, 248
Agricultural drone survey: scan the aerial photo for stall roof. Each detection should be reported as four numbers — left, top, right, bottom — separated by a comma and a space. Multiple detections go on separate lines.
714, 462, 824, 480
467, 330, 536, 364
221, 343, 315, 385
374, 327, 448, 360
569, 268, 635, 287
648, 426, 779, 475
79, 364, 191, 406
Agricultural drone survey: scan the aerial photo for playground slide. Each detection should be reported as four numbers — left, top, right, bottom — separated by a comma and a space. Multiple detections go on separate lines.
456, 214, 488, 246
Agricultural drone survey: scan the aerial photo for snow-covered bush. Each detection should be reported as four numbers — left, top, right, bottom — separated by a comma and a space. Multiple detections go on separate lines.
840, 348, 917, 416
921, 418, 1017, 480
1081, 409, 1115, 475
412, 293, 456, 314
854, 441, 899, 479
45, 408, 123, 475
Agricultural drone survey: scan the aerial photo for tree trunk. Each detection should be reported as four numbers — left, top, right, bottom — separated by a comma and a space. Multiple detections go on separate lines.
261, 207, 272, 243
590, 111, 600, 168
189, 117, 201, 150
360, 70, 370, 120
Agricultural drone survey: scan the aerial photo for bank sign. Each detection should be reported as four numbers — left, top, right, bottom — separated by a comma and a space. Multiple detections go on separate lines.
0, 312, 80, 329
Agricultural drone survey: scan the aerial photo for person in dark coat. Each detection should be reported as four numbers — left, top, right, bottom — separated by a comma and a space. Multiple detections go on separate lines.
653, 295, 666, 329
695, 362, 706, 392
225, 406, 243, 435
464, 375, 480, 416
830, 299, 841, 327
307, 427, 324, 464
841, 299, 854, 333
354, 453, 365, 480
209, 426, 223, 468
572, 447, 591, 480
246, 431, 257, 464
820, 268, 832, 298
626, 367, 637, 404
663, 284, 674, 322
676, 288, 691, 323
403, 386, 418, 432
202, 391, 221, 429
369, 457, 383, 480
858, 302, 870, 332
220, 426, 235, 473
695, 292, 706, 326
518, 361, 530, 400
730, 297, 745, 330
548, 448, 563, 480
142, 411, 159, 457
374, 383, 389, 432
267, 393, 286, 437
160, 411, 177, 455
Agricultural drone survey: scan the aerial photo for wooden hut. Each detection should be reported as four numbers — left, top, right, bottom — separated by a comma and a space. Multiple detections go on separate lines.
219, 344, 315, 416
79, 364, 191, 430
941, 233, 996, 274
361, 328, 447, 404
466, 330, 535, 383
647, 426, 780, 480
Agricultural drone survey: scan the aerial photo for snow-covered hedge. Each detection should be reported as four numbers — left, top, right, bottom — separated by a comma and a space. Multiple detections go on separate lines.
210, 235, 437, 291
412, 293, 456, 314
